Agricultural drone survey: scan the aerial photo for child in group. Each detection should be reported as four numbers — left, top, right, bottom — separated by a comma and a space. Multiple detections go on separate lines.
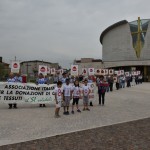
71, 80, 81, 114
63, 78, 72, 115
82, 79, 91, 111
54, 81, 63, 118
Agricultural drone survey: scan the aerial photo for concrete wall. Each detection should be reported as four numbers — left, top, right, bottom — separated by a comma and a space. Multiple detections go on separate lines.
102, 23, 140, 61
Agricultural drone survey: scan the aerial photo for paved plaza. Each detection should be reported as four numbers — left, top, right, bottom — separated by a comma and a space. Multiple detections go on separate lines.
0, 83, 150, 146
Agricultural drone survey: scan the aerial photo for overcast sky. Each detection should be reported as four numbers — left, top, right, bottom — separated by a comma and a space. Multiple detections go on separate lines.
0, 0, 150, 68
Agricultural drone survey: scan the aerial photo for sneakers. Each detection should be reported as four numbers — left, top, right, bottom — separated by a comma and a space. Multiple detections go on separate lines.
63, 112, 67, 115
55, 115, 60, 118
71, 110, 74, 114
86, 108, 90, 111
66, 111, 69, 115
77, 109, 81, 113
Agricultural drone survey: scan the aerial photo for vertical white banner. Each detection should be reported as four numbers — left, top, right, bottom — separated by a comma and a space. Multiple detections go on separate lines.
125, 72, 130, 76
109, 69, 114, 75
38, 65, 47, 76
71, 65, 78, 76
51, 68, 56, 75
117, 70, 121, 76
104, 69, 108, 75
11, 61, 20, 73
121, 70, 124, 75
137, 71, 141, 75
88, 68, 95, 76
100, 69, 105, 75
82, 68, 88, 76
95, 69, 101, 75
47, 67, 50, 74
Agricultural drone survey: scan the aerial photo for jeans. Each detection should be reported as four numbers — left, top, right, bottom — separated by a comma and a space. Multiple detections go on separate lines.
99, 93, 105, 105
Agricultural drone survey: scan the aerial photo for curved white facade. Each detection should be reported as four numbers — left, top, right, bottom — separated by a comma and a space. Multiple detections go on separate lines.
101, 20, 150, 62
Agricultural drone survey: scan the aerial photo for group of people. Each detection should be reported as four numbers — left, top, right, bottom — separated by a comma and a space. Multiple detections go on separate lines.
5, 71, 143, 118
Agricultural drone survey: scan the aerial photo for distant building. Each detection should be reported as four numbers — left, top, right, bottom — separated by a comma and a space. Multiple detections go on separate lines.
20, 60, 60, 77
74, 58, 102, 74
0, 57, 10, 80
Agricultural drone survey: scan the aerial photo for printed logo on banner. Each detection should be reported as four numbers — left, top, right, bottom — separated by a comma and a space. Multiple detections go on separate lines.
95, 69, 101, 75
104, 69, 108, 75
118, 70, 121, 76
47, 67, 50, 74
51, 68, 56, 75
109, 69, 114, 75
121, 70, 124, 75
11, 61, 20, 73
125, 72, 130, 76
39, 65, 47, 76
71, 65, 78, 76
88, 68, 95, 76
113, 77, 117, 83
82, 68, 87, 76
137, 71, 141, 75
100, 69, 105, 75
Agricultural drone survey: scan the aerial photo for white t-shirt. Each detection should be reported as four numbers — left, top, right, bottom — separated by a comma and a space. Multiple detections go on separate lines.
72, 86, 80, 97
82, 85, 90, 96
63, 84, 72, 96
54, 87, 63, 101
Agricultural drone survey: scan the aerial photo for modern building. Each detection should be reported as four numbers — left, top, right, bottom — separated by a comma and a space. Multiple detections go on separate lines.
100, 17, 150, 81
0, 57, 10, 80
20, 60, 60, 77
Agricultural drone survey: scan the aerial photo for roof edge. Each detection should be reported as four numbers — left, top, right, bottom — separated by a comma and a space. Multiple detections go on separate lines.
100, 20, 128, 44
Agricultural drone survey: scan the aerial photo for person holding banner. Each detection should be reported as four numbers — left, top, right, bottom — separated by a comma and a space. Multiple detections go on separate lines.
54, 81, 63, 118
82, 79, 90, 111
63, 78, 72, 115
71, 80, 81, 114
7, 73, 16, 109
98, 79, 109, 106
37, 73, 46, 107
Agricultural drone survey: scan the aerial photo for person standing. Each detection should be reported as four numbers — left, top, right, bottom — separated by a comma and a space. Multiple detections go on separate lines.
54, 81, 63, 118
98, 79, 109, 106
63, 78, 72, 115
37, 73, 46, 107
13, 73, 22, 108
7, 73, 16, 109
82, 79, 90, 111
108, 75, 114, 91
71, 80, 81, 114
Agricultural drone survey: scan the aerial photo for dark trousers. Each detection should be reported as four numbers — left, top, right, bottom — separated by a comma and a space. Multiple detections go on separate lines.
99, 93, 105, 105
116, 83, 119, 90
109, 83, 113, 91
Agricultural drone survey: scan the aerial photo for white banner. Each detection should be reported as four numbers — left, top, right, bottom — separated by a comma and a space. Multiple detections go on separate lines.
11, 61, 20, 73
0, 82, 56, 104
0, 82, 95, 104
125, 72, 130, 76
120, 70, 124, 75
137, 71, 141, 75
104, 69, 108, 75
109, 69, 114, 75
71, 65, 78, 76
88, 68, 95, 76
47, 67, 50, 74
95, 69, 101, 75
38, 65, 47, 76
82, 68, 88, 76
51, 68, 56, 75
